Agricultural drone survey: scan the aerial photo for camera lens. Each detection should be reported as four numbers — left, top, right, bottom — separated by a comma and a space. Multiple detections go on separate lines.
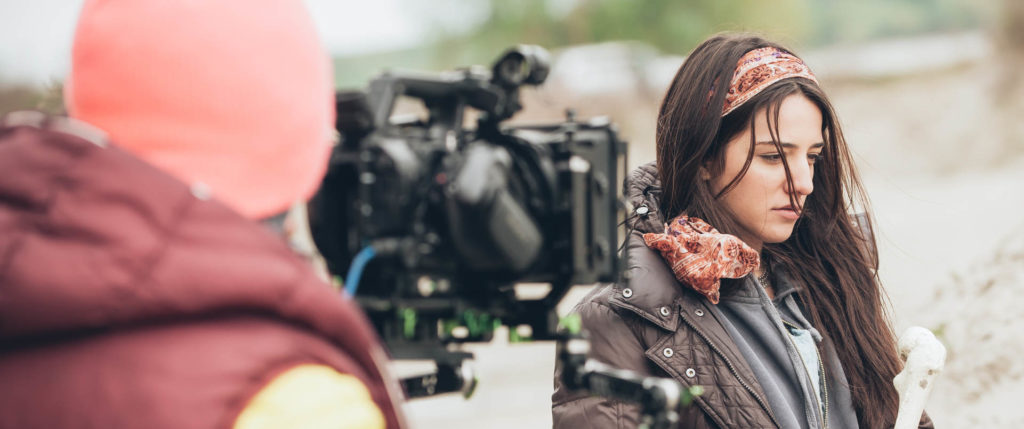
496, 54, 528, 86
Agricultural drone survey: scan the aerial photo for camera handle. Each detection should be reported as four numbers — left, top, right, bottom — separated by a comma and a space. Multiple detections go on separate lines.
399, 349, 478, 399
556, 317, 702, 429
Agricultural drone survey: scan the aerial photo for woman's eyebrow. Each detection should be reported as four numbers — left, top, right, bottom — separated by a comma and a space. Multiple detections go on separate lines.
755, 141, 826, 149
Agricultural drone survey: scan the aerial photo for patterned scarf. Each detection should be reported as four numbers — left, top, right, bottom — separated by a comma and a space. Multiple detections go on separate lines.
643, 215, 760, 304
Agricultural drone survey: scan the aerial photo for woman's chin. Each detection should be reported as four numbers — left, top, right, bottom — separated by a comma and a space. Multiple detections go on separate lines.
760, 227, 796, 245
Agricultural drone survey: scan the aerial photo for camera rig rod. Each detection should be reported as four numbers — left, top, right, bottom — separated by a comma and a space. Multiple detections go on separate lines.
557, 331, 700, 429
391, 343, 478, 400
401, 359, 478, 399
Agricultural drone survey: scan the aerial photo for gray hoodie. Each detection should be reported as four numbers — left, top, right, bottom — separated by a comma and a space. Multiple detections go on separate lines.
712, 270, 860, 429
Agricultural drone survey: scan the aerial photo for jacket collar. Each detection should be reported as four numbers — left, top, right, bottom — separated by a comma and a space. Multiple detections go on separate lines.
608, 231, 684, 332
609, 161, 684, 331
623, 161, 665, 235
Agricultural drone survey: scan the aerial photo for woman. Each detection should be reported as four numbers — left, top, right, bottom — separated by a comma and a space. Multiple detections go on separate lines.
552, 34, 933, 428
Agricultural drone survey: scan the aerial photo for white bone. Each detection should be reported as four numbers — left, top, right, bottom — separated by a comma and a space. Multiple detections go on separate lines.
892, 326, 946, 429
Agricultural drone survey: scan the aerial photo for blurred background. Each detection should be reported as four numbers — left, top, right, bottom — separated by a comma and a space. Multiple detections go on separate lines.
3, 0, 1023, 427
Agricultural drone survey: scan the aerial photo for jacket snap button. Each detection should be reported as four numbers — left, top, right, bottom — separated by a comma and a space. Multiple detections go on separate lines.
660, 307, 670, 317
685, 368, 696, 378
622, 288, 633, 298
695, 309, 705, 317
663, 348, 674, 358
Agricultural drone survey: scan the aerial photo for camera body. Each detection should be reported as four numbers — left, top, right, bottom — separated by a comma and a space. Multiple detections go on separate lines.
309, 46, 626, 359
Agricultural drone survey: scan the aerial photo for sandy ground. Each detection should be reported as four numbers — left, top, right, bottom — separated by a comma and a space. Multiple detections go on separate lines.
919, 221, 1024, 427
395, 34, 1024, 428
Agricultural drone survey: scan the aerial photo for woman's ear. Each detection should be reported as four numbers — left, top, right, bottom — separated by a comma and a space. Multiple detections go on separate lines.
699, 166, 712, 181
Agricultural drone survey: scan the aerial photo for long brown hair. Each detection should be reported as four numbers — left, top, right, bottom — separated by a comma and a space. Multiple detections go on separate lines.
656, 33, 901, 427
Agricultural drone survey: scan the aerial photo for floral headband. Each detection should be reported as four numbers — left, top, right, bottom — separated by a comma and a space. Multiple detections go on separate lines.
721, 47, 818, 116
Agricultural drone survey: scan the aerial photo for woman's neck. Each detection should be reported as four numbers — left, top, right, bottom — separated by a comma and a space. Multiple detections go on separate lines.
754, 257, 775, 299
735, 230, 762, 253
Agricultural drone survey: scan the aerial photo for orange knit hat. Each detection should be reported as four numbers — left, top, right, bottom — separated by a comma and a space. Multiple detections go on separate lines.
66, 0, 335, 219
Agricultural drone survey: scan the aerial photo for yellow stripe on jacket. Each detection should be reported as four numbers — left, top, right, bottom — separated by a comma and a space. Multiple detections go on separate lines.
234, 364, 386, 429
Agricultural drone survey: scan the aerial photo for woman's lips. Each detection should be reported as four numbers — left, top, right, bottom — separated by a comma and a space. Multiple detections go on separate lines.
773, 206, 801, 221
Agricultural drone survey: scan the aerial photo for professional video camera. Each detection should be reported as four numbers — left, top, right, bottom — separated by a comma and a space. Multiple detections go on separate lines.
309, 46, 692, 428
310, 45, 623, 348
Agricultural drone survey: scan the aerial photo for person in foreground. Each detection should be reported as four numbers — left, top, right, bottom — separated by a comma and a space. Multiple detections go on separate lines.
552, 33, 934, 428
0, 1, 405, 428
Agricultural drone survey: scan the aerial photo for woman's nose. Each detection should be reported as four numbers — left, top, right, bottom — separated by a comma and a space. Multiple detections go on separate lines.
787, 161, 814, 196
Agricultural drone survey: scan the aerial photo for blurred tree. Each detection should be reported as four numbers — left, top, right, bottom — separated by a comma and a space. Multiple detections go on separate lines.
995, 0, 1024, 98
0, 86, 40, 116
810, 0, 981, 45
0, 81, 64, 116
994, 0, 1024, 154
399, 0, 982, 59
414, 0, 812, 60
333, 0, 985, 90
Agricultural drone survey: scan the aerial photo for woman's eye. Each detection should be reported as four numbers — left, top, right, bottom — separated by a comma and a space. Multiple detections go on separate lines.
759, 154, 782, 162
808, 153, 822, 164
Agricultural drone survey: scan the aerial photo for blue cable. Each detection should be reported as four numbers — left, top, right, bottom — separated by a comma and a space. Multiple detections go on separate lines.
344, 245, 376, 297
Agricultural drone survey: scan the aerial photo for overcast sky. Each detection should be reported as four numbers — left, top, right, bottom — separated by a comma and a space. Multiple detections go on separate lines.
0, 0, 427, 86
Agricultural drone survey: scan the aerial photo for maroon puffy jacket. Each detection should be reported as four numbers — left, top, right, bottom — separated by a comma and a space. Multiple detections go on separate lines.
0, 112, 405, 428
